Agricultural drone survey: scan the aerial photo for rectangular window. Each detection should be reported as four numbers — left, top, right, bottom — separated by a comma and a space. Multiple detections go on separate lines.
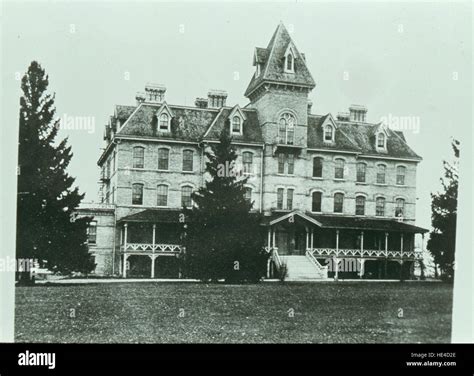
244, 187, 252, 203
287, 188, 294, 210
312, 191, 322, 212
313, 157, 323, 178
287, 154, 294, 175
377, 165, 386, 184
277, 188, 284, 210
112, 150, 116, 172
334, 193, 344, 213
243, 152, 253, 174
278, 153, 285, 174
356, 163, 366, 183
133, 147, 144, 169
182, 150, 193, 172
158, 148, 169, 170
157, 185, 168, 206
181, 186, 193, 208
355, 196, 365, 215
106, 159, 111, 179
87, 221, 97, 244
395, 198, 405, 217
132, 184, 143, 205
396, 166, 406, 185
376, 197, 385, 216
335, 159, 344, 179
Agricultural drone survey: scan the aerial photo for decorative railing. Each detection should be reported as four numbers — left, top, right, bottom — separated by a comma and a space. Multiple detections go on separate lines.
305, 250, 329, 272
308, 248, 422, 259
122, 243, 181, 253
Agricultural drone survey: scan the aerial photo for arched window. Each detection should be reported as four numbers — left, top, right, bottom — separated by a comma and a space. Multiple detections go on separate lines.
324, 125, 334, 142
334, 193, 344, 213
313, 157, 323, 178
157, 184, 168, 207
278, 112, 295, 145
334, 158, 345, 179
356, 162, 366, 183
376, 164, 386, 184
396, 166, 406, 185
181, 185, 193, 208
377, 133, 386, 148
286, 54, 293, 71
132, 183, 144, 205
242, 152, 253, 174
158, 148, 170, 170
182, 150, 193, 172
376, 197, 386, 216
133, 146, 144, 168
312, 191, 322, 212
355, 196, 366, 215
395, 198, 405, 217
231, 116, 241, 134
159, 113, 169, 131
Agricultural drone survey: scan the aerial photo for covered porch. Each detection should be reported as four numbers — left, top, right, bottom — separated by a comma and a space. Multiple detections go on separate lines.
262, 211, 428, 280
118, 209, 185, 279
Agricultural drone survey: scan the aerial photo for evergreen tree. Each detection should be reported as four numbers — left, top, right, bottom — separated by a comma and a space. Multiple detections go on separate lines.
427, 139, 459, 282
183, 127, 267, 282
17, 61, 94, 282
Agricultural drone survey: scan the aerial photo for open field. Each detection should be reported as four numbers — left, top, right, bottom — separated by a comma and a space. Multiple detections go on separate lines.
15, 282, 453, 343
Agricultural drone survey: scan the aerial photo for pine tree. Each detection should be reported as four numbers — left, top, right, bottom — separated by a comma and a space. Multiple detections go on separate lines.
427, 139, 459, 282
183, 127, 267, 282
16, 61, 94, 283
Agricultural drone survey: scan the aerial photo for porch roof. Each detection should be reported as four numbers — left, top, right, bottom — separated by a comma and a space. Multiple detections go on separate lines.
262, 211, 428, 233
118, 209, 184, 224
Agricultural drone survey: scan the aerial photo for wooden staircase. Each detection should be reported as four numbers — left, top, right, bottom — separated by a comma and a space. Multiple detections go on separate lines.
279, 254, 328, 280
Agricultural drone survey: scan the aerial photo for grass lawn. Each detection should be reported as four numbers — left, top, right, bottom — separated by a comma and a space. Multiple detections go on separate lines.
15, 282, 453, 343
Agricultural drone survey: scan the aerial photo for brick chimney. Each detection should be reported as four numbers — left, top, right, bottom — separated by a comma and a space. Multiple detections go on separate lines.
144, 83, 166, 103
207, 90, 227, 108
349, 105, 367, 122
307, 100, 313, 114
135, 92, 146, 105
195, 97, 208, 108
337, 112, 350, 121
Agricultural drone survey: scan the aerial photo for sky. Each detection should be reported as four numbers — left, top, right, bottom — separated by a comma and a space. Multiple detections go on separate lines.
1, 1, 472, 231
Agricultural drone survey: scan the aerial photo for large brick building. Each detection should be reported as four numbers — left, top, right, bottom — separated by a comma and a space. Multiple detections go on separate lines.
77, 23, 427, 280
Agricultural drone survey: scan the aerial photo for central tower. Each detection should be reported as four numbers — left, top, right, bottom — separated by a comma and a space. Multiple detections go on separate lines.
244, 22, 316, 147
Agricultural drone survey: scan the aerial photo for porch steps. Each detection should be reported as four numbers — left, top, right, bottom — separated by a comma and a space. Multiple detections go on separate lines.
280, 255, 327, 280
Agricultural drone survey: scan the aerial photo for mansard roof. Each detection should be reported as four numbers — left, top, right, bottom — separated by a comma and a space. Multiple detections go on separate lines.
115, 103, 263, 144
203, 107, 263, 144
306, 114, 421, 160
245, 23, 316, 98
307, 114, 361, 153
336, 121, 421, 160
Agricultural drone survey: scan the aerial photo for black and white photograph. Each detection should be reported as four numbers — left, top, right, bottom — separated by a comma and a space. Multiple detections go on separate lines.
0, 0, 472, 371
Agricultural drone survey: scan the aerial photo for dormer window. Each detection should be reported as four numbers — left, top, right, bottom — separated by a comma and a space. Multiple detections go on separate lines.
284, 47, 295, 73
231, 116, 241, 134
286, 54, 293, 71
377, 132, 386, 148
324, 124, 334, 142
159, 113, 170, 131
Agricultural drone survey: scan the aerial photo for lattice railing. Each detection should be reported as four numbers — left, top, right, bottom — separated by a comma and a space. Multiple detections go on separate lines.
308, 248, 421, 259
123, 243, 181, 253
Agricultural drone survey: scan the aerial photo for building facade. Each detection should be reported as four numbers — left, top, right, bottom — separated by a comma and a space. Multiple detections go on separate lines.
77, 23, 427, 280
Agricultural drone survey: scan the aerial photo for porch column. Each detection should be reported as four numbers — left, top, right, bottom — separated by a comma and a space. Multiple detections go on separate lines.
272, 228, 276, 249
152, 224, 156, 248
335, 230, 340, 281
150, 255, 156, 279
421, 233, 425, 252
384, 232, 389, 278
122, 254, 128, 278
399, 233, 404, 281
123, 223, 128, 278
310, 230, 314, 249
360, 231, 364, 253
359, 258, 366, 279
267, 228, 271, 248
